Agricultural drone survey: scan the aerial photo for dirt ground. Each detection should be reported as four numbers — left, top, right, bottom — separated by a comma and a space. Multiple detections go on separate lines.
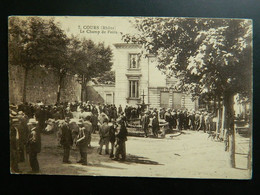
17, 129, 251, 179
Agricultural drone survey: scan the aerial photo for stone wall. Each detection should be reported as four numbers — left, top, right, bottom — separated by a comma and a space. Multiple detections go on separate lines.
9, 65, 81, 105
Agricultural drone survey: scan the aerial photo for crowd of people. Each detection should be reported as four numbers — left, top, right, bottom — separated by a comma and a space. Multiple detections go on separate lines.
9, 101, 129, 174
159, 108, 215, 132
9, 100, 215, 174
139, 108, 215, 138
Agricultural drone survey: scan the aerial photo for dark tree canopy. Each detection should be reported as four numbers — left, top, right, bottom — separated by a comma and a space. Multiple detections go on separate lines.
8, 17, 67, 69
69, 37, 113, 82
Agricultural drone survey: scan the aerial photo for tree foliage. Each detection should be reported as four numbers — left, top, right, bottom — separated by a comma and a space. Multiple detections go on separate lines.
9, 16, 70, 103
8, 17, 62, 69
9, 16, 113, 103
96, 70, 115, 84
68, 37, 113, 82
122, 18, 252, 99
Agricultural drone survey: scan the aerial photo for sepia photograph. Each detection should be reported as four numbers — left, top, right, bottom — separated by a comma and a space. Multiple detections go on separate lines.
8, 16, 252, 179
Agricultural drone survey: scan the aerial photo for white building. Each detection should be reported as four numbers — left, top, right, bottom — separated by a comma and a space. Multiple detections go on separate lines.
114, 43, 198, 110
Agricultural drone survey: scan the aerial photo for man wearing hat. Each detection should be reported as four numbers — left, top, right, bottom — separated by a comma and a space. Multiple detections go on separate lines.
83, 115, 93, 148
142, 111, 150, 138
195, 111, 201, 130
91, 111, 98, 134
76, 118, 91, 165
98, 118, 110, 155
197, 112, 205, 132
165, 109, 172, 130
172, 109, 177, 129
27, 118, 41, 173
118, 105, 123, 115
204, 112, 211, 133
64, 107, 73, 119
159, 108, 165, 119
35, 105, 46, 133
16, 111, 29, 163
60, 117, 73, 163
109, 119, 117, 158
176, 110, 182, 131
188, 111, 196, 130
10, 113, 20, 173
113, 116, 128, 161
152, 112, 159, 137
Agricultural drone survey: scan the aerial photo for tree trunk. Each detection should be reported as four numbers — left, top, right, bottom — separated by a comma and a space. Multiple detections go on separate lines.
223, 93, 236, 168
81, 75, 85, 102
81, 76, 90, 103
56, 74, 64, 104
213, 96, 217, 114
216, 97, 221, 136
221, 101, 226, 140
22, 68, 28, 103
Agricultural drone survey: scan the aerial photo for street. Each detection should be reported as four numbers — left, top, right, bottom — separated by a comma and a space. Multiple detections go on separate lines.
17, 129, 251, 179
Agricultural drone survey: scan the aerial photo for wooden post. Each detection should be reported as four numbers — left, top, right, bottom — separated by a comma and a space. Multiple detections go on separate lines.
216, 109, 220, 135
247, 109, 252, 172
213, 96, 217, 114
216, 97, 221, 136
220, 102, 226, 140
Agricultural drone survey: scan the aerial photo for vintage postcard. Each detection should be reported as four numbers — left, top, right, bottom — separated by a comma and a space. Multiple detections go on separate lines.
8, 16, 252, 179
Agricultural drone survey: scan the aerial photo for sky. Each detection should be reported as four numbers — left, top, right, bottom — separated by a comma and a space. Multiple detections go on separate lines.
52, 16, 141, 70
54, 16, 138, 44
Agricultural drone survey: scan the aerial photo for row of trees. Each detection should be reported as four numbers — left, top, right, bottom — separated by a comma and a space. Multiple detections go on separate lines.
9, 17, 113, 104
122, 17, 252, 168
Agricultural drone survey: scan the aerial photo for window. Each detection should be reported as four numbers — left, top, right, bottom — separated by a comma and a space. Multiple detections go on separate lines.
129, 80, 139, 98
129, 54, 139, 69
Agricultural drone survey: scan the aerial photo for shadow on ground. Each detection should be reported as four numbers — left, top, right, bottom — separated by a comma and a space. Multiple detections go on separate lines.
121, 154, 163, 165
87, 163, 125, 169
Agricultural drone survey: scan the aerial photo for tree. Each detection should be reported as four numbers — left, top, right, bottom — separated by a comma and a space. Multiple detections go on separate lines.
122, 17, 252, 168
96, 70, 115, 84
9, 17, 113, 104
68, 37, 113, 101
8, 16, 69, 104
39, 20, 70, 104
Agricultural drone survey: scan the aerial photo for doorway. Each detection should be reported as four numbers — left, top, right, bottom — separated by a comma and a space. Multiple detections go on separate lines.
160, 91, 169, 108
172, 92, 182, 109
106, 93, 113, 105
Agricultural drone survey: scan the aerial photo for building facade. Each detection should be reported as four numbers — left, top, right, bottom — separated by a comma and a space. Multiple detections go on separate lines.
114, 43, 198, 110
86, 82, 115, 105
